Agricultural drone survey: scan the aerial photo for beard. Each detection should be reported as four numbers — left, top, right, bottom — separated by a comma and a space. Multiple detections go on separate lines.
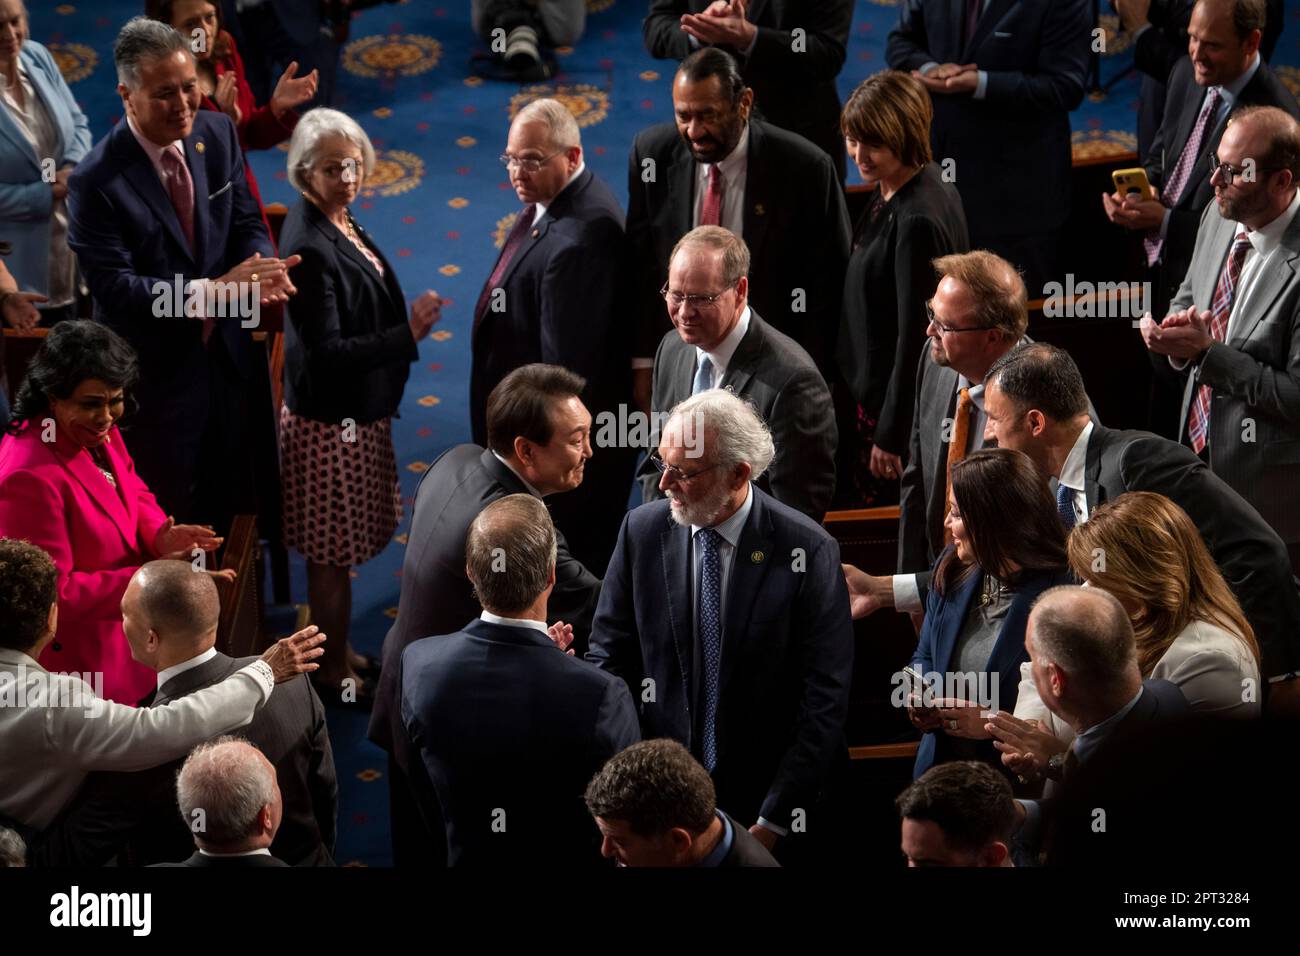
681, 116, 745, 166
666, 481, 734, 529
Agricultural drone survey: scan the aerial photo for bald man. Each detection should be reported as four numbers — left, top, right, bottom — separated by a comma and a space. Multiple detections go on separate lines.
1141, 105, 1300, 553
153, 737, 287, 867
38, 561, 336, 866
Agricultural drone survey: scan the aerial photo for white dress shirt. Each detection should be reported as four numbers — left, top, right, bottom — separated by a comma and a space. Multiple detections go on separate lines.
532, 159, 586, 228
693, 306, 751, 390
1055, 419, 1094, 527
491, 450, 544, 498
692, 124, 748, 239
479, 609, 550, 635
156, 646, 219, 693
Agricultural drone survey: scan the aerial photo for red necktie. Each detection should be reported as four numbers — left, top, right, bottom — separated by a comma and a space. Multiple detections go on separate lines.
161, 147, 195, 252
474, 203, 536, 331
1187, 230, 1251, 453
964, 0, 982, 46
700, 165, 723, 227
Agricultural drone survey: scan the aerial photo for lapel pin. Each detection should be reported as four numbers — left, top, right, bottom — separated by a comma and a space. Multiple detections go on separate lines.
195, 141, 205, 154
750, 550, 764, 564
531, 228, 539, 237
753, 203, 765, 216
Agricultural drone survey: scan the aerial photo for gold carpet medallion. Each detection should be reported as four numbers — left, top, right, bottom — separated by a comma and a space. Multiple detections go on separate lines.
362, 149, 424, 198
343, 33, 442, 79
49, 42, 97, 84
509, 83, 610, 128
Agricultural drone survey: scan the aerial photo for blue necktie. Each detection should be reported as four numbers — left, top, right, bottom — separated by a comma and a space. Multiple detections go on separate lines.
1056, 482, 1077, 530
697, 527, 723, 771
692, 355, 714, 395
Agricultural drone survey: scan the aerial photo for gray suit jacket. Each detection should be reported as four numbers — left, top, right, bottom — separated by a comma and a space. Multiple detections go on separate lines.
638, 310, 837, 521
1169, 200, 1300, 543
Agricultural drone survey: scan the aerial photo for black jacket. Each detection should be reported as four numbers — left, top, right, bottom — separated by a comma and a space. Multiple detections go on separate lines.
837, 163, 969, 454
279, 197, 418, 425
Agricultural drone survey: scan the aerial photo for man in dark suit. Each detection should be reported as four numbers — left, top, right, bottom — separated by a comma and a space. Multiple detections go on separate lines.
642, 0, 854, 181
221, 0, 337, 107
1115, 0, 1283, 158
34, 560, 336, 867
369, 364, 603, 865
399, 494, 640, 866
896, 761, 1018, 867
472, 97, 633, 571
588, 389, 854, 859
887, 0, 1092, 293
639, 226, 836, 521
999, 586, 1189, 864
584, 738, 779, 867
67, 18, 299, 530
626, 47, 849, 393
152, 737, 290, 867
980, 343, 1300, 714
1105, 0, 1297, 322
1142, 106, 1300, 556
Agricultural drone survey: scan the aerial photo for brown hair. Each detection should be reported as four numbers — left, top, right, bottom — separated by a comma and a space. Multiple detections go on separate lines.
0, 539, 58, 652
145, 0, 233, 61
840, 70, 933, 168
1066, 492, 1259, 676
932, 250, 1028, 341
1227, 104, 1300, 179
935, 448, 1067, 595
584, 739, 716, 837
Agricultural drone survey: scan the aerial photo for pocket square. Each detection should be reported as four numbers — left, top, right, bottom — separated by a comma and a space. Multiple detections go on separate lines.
994, 31, 1014, 38
208, 181, 232, 200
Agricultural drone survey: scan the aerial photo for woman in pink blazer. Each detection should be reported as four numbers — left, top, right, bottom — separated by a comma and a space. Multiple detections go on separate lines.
0, 322, 227, 704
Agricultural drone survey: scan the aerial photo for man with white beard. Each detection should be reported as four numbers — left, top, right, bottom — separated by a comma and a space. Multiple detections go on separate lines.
586, 389, 853, 863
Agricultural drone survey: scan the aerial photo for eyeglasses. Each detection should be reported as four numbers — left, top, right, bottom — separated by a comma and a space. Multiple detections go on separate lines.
648, 452, 722, 484
1210, 155, 1284, 186
925, 300, 993, 336
660, 281, 735, 310
499, 149, 565, 173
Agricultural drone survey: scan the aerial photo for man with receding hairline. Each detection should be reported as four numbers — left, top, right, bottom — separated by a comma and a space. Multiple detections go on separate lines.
398, 494, 639, 866
37, 559, 337, 866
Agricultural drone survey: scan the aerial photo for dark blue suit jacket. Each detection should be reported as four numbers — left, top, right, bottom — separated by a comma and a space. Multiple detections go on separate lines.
586, 486, 854, 828
469, 166, 626, 445
886, 0, 1091, 239
66, 112, 271, 506
911, 555, 1074, 777
400, 618, 639, 866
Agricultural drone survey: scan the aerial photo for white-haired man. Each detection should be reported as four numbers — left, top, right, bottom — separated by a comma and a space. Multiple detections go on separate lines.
153, 737, 287, 867
587, 389, 854, 861
470, 96, 632, 573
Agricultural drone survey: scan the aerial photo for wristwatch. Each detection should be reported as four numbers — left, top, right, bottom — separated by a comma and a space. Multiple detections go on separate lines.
1045, 751, 1069, 781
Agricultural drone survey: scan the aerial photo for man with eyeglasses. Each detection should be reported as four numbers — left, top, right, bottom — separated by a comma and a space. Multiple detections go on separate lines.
1102, 0, 1298, 435
470, 96, 633, 573
625, 46, 849, 405
588, 388, 853, 863
634, 226, 836, 522
1140, 105, 1300, 560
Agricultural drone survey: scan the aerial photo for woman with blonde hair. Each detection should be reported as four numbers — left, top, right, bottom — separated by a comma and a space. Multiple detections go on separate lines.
1007, 491, 1261, 759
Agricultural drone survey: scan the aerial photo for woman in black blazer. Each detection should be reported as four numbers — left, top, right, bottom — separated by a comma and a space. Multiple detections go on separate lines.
279, 108, 441, 703
836, 71, 969, 505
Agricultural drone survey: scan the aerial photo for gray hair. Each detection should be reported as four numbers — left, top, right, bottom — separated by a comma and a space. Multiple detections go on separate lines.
1029, 585, 1137, 687
115, 16, 189, 89
0, 826, 26, 867
665, 388, 775, 480
176, 737, 276, 847
466, 494, 557, 615
287, 107, 377, 193
670, 226, 751, 288
513, 98, 580, 151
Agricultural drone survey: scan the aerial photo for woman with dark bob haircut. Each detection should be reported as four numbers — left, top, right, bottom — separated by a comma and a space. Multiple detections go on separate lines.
835, 70, 969, 505
906, 447, 1071, 779
0, 321, 229, 704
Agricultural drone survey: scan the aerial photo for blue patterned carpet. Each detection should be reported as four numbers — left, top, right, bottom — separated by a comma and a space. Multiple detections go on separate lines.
34, 0, 1300, 865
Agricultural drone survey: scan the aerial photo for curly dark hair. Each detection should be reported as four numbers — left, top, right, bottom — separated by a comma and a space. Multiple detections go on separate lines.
0, 539, 59, 652
5, 321, 139, 434
584, 739, 716, 837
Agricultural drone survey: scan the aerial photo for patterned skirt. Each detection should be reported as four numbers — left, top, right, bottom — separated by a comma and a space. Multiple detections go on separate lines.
280, 405, 402, 567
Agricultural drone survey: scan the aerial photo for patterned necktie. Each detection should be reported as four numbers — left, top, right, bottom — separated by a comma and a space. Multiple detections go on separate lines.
161, 147, 195, 252
1188, 230, 1252, 453
473, 203, 536, 330
964, 0, 983, 46
692, 354, 714, 395
1145, 87, 1221, 266
1056, 482, 1077, 531
697, 527, 723, 772
700, 164, 723, 227
943, 387, 974, 545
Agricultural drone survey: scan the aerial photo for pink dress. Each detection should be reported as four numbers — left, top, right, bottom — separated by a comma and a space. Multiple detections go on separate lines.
0, 422, 167, 704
